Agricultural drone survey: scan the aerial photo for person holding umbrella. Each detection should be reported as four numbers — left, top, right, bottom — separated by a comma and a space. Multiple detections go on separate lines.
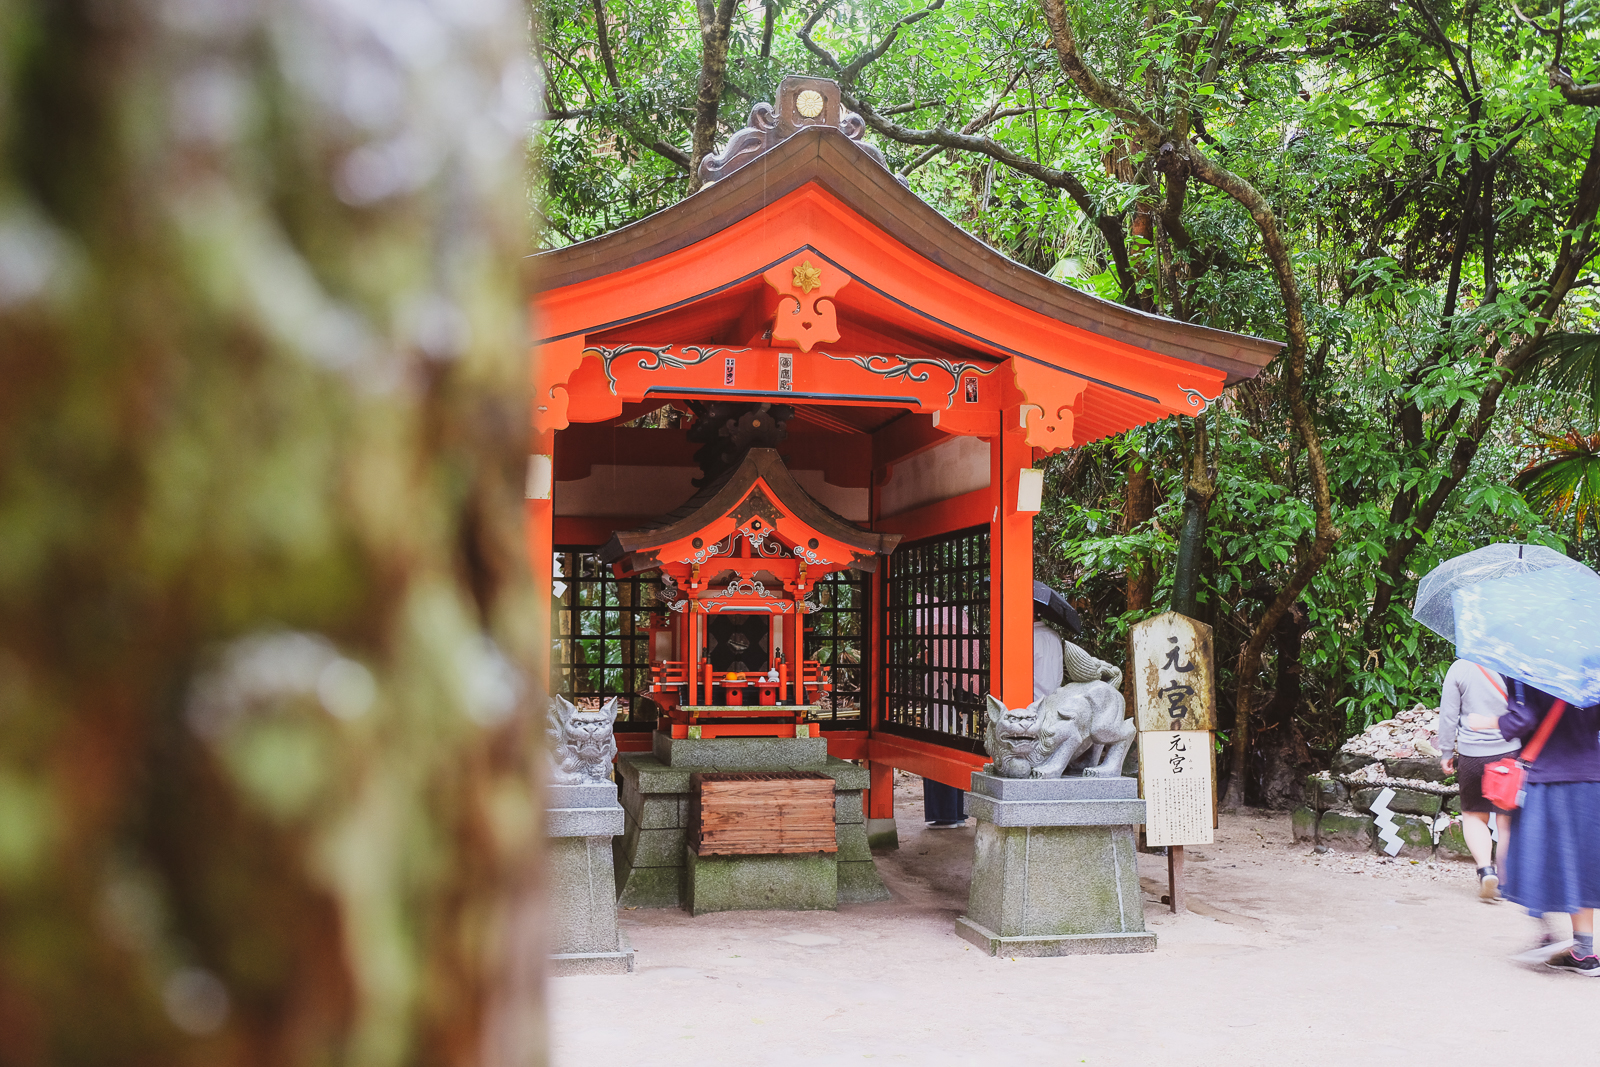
1412, 544, 1593, 905
1436, 659, 1518, 901
1449, 560, 1600, 973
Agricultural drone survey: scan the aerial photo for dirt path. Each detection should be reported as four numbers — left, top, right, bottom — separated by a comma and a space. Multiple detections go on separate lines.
550, 776, 1592, 1066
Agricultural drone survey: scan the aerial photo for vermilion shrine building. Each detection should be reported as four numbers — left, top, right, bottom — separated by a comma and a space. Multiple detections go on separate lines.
529, 77, 1276, 847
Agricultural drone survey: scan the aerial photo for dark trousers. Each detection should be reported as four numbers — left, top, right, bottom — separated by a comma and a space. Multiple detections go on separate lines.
922, 778, 966, 823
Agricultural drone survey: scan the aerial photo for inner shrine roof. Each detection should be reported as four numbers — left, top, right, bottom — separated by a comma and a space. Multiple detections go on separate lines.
599, 448, 899, 574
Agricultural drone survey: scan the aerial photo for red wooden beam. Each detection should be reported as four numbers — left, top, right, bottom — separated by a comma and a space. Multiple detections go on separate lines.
867, 733, 988, 793
822, 730, 869, 761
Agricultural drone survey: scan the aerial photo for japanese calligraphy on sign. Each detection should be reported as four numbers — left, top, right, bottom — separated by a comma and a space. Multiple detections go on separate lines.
1130, 612, 1216, 732
1140, 730, 1215, 846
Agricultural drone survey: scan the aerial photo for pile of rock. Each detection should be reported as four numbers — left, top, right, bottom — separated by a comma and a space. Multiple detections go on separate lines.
1292, 707, 1475, 861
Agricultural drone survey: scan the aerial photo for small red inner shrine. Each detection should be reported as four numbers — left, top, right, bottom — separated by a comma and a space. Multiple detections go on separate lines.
602, 447, 899, 738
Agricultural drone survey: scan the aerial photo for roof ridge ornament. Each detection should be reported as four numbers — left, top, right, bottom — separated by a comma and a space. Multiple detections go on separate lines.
698, 75, 904, 186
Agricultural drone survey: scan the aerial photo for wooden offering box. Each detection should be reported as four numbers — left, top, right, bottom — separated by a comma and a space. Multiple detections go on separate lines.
689, 772, 837, 856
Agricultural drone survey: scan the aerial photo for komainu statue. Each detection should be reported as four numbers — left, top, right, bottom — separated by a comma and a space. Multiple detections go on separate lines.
547, 694, 620, 785
983, 681, 1136, 781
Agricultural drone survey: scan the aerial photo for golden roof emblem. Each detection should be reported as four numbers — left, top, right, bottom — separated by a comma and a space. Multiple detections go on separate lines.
793, 260, 822, 293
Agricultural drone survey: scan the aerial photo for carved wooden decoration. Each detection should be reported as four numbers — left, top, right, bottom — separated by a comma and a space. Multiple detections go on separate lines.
764, 254, 847, 351
698, 75, 899, 185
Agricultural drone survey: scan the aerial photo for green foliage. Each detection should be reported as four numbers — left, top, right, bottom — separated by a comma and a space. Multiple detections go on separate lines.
542, 0, 1600, 760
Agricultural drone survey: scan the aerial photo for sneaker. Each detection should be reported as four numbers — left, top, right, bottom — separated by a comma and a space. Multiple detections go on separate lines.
1478, 867, 1501, 902
1510, 935, 1576, 963
1546, 950, 1600, 976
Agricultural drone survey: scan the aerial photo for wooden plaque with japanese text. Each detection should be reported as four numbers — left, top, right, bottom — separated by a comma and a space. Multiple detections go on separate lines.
1130, 612, 1216, 732
1140, 731, 1215, 846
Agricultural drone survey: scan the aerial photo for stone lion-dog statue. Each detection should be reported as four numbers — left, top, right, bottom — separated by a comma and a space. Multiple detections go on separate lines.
984, 645, 1135, 779
546, 694, 620, 785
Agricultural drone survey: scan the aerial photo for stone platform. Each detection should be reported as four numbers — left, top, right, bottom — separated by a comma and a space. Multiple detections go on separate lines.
957, 773, 1155, 957
548, 781, 635, 976
613, 733, 890, 911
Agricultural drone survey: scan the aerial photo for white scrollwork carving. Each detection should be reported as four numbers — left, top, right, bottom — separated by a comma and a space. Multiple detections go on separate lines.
1178, 385, 1222, 413
709, 578, 776, 599
680, 535, 737, 566
823, 351, 1000, 406
793, 544, 830, 566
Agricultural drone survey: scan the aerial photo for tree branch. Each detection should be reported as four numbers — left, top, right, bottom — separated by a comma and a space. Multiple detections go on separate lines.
1040, 0, 1160, 141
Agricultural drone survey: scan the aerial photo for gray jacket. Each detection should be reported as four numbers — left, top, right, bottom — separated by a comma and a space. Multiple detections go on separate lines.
1437, 659, 1520, 759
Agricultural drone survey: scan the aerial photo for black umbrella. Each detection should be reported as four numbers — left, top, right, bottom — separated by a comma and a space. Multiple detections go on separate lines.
1033, 580, 1081, 634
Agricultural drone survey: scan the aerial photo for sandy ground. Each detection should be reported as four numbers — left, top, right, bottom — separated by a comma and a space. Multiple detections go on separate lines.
549, 774, 1595, 1066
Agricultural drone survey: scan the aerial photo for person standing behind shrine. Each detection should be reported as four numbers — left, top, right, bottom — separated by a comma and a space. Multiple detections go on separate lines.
1471, 679, 1600, 974
1437, 659, 1519, 901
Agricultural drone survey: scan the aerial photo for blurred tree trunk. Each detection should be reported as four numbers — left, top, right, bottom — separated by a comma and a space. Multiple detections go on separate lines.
1122, 450, 1154, 613
0, 2, 542, 1065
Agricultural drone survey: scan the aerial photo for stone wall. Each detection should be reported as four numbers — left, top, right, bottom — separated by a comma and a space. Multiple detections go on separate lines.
1293, 764, 1477, 861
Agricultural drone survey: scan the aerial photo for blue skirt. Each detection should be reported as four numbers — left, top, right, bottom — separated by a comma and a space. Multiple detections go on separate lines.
1504, 781, 1600, 914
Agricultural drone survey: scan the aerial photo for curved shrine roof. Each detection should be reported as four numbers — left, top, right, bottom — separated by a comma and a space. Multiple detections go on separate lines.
601, 448, 900, 574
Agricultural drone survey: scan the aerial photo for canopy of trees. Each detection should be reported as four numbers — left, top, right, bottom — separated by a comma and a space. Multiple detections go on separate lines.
537, 0, 1600, 804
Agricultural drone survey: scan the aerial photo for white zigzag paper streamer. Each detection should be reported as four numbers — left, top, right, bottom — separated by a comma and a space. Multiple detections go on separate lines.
1430, 812, 1453, 844
1489, 812, 1500, 844
1370, 786, 1403, 855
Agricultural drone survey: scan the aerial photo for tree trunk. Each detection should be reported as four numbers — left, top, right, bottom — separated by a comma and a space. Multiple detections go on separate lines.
1124, 450, 1155, 612
687, 0, 740, 191
1250, 600, 1310, 808
1171, 414, 1214, 619
0, 3, 542, 1064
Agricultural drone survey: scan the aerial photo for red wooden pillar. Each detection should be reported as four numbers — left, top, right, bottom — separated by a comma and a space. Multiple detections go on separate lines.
527, 428, 555, 697
989, 408, 1034, 711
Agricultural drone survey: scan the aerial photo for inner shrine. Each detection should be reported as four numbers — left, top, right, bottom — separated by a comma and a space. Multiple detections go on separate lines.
602, 445, 900, 741
530, 75, 1278, 924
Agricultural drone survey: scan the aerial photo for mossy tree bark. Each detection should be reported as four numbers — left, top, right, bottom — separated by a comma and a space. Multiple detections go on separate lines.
0, 2, 541, 1064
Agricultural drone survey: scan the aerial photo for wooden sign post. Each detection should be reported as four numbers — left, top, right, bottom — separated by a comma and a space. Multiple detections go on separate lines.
1129, 612, 1216, 913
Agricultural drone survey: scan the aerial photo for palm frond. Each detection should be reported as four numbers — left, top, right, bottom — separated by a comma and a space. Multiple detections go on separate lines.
1515, 332, 1600, 417
1512, 431, 1600, 540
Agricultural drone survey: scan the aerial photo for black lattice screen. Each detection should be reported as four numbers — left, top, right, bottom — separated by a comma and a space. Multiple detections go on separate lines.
882, 526, 991, 743
806, 569, 868, 725
551, 548, 656, 720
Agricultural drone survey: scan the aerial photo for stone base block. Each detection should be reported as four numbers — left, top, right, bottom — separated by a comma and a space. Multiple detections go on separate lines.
954, 917, 1156, 957
866, 817, 899, 851
1304, 775, 1347, 812
837, 859, 892, 903
550, 940, 636, 977
1292, 806, 1316, 843
968, 773, 1138, 801
1436, 820, 1471, 860
615, 862, 683, 909
548, 834, 624, 958
1317, 810, 1375, 852
963, 820, 1145, 944
685, 848, 837, 916
1353, 786, 1442, 818
653, 732, 828, 770
1375, 812, 1436, 858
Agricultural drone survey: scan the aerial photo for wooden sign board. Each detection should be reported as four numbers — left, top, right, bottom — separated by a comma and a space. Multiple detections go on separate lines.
688, 772, 836, 856
1130, 612, 1216, 732
1140, 731, 1215, 846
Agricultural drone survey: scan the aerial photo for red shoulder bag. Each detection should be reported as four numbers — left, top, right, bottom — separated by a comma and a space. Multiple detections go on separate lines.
1475, 666, 1566, 811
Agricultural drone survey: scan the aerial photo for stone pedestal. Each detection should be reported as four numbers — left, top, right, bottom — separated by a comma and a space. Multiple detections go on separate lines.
613, 734, 889, 911
686, 848, 838, 915
956, 773, 1156, 957
547, 782, 635, 976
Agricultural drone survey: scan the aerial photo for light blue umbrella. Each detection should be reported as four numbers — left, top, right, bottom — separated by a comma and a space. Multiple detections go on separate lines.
1413, 543, 1593, 641
1453, 567, 1600, 707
